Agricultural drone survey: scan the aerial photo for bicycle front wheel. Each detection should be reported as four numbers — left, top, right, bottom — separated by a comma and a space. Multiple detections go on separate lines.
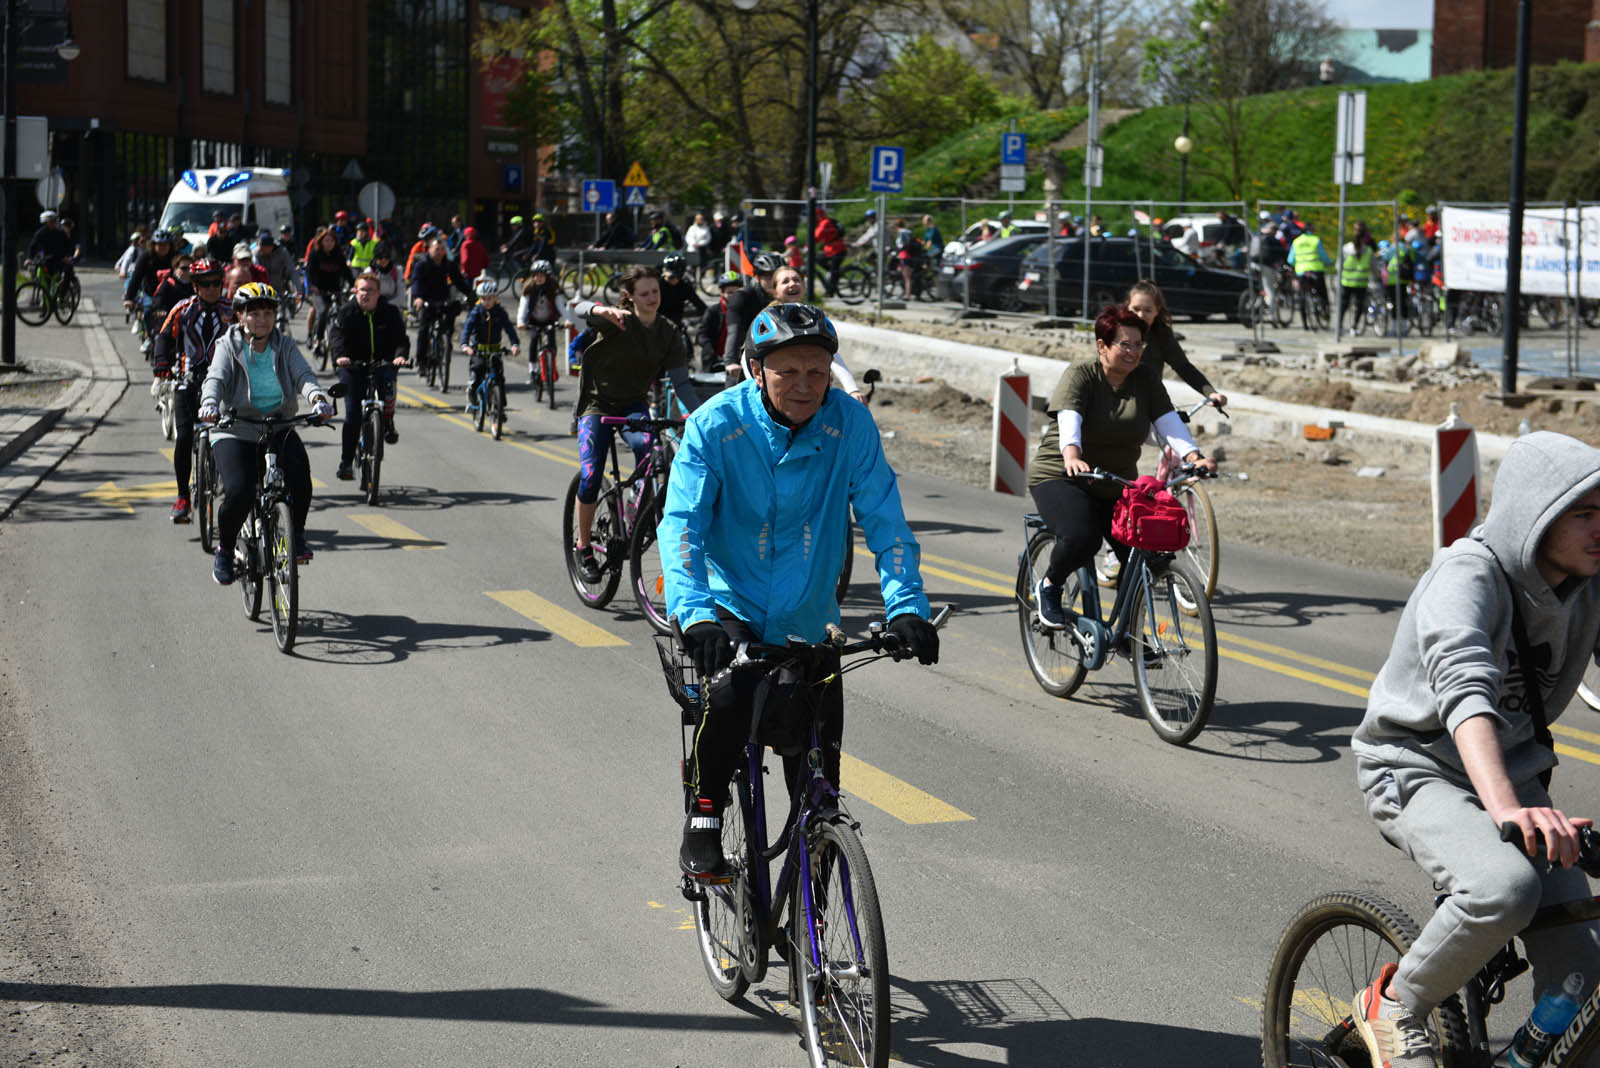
837, 265, 870, 306
239, 521, 263, 621
628, 487, 672, 636
834, 523, 855, 604
15, 281, 48, 326
1129, 558, 1216, 745
195, 439, 217, 555
438, 337, 452, 393
1173, 481, 1219, 610
474, 380, 488, 432
560, 471, 624, 607
1017, 531, 1088, 698
266, 499, 299, 653
53, 277, 80, 325
362, 408, 384, 505
796, 818, 890, 1068
1261, 891, 1469, 1068
690, 776, 757, 1002
542, 348, 559, 410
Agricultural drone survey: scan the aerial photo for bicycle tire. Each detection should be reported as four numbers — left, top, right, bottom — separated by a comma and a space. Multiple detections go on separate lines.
438, 334, 452, 394
1017, 531, 1089, 698
1173, 481, 1219, 611
491, 379, 505, 440
474, 379, 487, 432
1235, 289, 1255, 326
628, 486, 672, 636
53, 277, 79, 326
561, 471, 624, 608
1129, 558, 1216, 745
541, 346, 558, 410
265, 499, 299, 653
690, 770, 757, 1001
422, 325, 439, 389
239, 516, 263, 621
1261, 890, 1471, 1068
1272, 290, 1295, 329
158, 382, 176, 441
195, 436, 216, 555
14, 281, 48, 326
837, 265, 870, 306
1579, 659, 1600, 712
795, 818, 890, 1068
362, 408, 384, 505
835, 523, 855, 604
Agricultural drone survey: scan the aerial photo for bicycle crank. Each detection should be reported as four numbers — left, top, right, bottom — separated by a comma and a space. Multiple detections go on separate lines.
1070, 615, 1111, 670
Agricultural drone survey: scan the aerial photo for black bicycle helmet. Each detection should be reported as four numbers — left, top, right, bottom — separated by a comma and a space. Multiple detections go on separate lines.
750, 251, 783, 276
748, 303, 838, 361
662, 253, 687, 276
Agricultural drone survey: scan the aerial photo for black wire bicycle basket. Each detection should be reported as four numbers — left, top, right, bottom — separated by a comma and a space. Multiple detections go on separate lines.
654, 634, 704, 726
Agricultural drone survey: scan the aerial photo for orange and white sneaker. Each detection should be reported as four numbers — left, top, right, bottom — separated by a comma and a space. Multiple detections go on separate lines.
1353, 961, 1437, 1068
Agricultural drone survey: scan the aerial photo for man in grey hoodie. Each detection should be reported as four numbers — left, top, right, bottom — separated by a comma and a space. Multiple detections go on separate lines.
1349, 431, 1600, 1068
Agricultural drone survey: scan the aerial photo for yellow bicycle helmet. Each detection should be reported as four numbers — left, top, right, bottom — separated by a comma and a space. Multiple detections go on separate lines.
232, 282, 280, 311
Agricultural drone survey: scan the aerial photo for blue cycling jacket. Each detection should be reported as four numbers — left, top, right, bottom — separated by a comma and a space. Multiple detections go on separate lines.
660, 379, 929, 644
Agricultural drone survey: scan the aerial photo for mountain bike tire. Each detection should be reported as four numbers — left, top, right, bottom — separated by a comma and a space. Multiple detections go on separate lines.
1261, 891, 1470, 1068
266, 499, 299, 653
541, 346, 558, 410
795, 818, 890, 1068
437, 334, 452, 393
474, 380, 488, 432
561, 471, 624, 608
361, 408, 384, 505
15, 282, 48, 326
1017, 531, 1088, 698
490, 379, 505, 440
837, 265, 870, 306
1130, 558, 1216, 746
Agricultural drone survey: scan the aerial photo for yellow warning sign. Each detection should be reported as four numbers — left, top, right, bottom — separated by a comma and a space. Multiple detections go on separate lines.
623, 160, 650, 187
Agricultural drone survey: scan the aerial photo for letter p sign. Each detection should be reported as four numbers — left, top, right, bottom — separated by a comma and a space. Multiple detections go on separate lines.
868, 146, 904, 193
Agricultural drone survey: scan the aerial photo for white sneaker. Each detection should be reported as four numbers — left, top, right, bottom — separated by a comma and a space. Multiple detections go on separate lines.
1353, 963, 1437, 1068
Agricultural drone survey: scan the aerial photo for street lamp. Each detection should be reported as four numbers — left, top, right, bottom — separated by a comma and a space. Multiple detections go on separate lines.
1175, 19, 1214, 216
730, 0, 819, 301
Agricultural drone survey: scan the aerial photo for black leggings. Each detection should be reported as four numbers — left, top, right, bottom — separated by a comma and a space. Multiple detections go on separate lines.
211, 431, 312, 553
690, 613, 844, 809
172, 385, 200, 496
1029, 477, 1127, 586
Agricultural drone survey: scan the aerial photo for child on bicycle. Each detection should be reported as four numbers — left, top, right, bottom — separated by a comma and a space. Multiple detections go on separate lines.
516, 260, 573, 387
1350, 430, 1600, 1068
460, 277, 519, 414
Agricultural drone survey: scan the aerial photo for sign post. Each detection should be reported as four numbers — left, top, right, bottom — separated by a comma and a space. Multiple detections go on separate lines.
1332, 90, 1366, 342
623, 160, 650, 231
868, 146, 904, 322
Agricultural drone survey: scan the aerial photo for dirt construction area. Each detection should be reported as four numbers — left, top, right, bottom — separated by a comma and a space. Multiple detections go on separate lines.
867, 340, 1600, 582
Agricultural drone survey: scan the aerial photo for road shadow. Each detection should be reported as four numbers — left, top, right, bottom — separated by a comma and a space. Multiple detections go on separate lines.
1211, 587, 1406, 631
328, 485, 550, 511
1182, 700, 1357, 765
904, 517, 1006, 538
838, 587, 1008, 618
0, 980, 786, 1033
285, 608, 550, 664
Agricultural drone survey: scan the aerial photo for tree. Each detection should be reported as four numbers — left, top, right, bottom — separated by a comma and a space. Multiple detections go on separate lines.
1141, 0, 1343, 198
940, 0, 1145, 110
849, 35, 1005, 158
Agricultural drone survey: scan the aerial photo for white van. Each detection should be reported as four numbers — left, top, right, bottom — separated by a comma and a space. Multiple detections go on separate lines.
157, 167, 294, 253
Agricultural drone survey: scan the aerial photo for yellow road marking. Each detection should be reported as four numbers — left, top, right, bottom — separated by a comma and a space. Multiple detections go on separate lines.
395, 385, 453, 410
159, 447, 174, 462
1557, 743, 1600, 768
1554, 723, 1600, 747
486, 590, 628, 647
397, 385, 579, 465
918, 550, 1013, 582
1215, 646, 1372, 699
838, 753, 973, 825
854, 546, 1012, 596
83, 479, 177, 512
347, 513, 444, 549
1212, 631, 1376, 682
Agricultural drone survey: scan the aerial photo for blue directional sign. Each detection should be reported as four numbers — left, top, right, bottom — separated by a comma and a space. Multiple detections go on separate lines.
868, 145, 904, 193
1001, 132, 1026, 166
581, 178, 616, 213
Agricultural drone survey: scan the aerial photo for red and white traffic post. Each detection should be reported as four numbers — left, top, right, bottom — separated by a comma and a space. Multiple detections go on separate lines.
1431, 403, 1479, 551
991, 361, 1030, 496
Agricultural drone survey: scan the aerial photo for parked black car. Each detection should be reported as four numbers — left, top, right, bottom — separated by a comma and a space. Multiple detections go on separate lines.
1014, 236, 1251, 320
933, 233, 1049, 309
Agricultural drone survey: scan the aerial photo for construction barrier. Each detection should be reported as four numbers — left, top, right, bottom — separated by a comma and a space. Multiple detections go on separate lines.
1431, 403, 1479, 551
991, 361, 1030, 496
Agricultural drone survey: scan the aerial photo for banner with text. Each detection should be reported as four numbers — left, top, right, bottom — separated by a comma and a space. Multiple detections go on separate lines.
1441, 205, 1600, 298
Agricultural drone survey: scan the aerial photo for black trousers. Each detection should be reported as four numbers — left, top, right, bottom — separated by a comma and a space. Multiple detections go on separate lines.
211, 431, 312, 553
689, 613, 844, 810
1029, 477, 1126, 586
336, 363, 398, 466
172, 385, 200, 497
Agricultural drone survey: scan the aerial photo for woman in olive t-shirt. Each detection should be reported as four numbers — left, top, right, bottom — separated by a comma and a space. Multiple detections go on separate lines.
1025, 304, 1217, 628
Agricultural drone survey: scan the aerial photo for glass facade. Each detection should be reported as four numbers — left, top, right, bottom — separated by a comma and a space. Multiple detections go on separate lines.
367, 0, 470, 220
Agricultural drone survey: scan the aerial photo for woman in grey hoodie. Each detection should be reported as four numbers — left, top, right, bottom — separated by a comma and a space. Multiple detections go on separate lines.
1349, 431, 1600, 1068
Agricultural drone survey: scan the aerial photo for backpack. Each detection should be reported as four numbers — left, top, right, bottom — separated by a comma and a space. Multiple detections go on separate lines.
1111, 476, 1190, 552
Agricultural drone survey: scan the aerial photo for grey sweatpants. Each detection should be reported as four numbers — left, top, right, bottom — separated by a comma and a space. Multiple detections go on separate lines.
1363, 766, 1600, 1020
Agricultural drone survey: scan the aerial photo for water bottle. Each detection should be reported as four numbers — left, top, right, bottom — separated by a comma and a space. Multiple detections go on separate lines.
1506, 972, 1584, 1068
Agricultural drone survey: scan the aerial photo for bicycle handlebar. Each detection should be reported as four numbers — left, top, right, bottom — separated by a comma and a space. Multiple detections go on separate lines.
1179, 396, 1229, 422
732, 604, 953, 663
1078, 464, 1215, 491
1498, 822, 1600, 878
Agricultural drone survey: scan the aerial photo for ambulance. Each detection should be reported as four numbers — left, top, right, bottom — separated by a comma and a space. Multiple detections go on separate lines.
157, 167, 294, 254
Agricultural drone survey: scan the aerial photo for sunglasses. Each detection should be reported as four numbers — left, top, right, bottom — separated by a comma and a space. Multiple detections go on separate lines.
195, 280, 223, 289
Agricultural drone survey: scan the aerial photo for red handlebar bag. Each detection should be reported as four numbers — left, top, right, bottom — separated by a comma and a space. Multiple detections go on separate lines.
1111, 475, 1190, 552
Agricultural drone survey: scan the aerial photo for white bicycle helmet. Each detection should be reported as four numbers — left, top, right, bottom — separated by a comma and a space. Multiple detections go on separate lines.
39, 210, 57, 223
474, 276, 498, 298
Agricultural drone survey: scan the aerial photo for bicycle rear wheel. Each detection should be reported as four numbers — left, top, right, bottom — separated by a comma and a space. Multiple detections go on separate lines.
1129, 558, 1216, 745
561, 471, 624, 607
796, 818, 889, 1068
1272, 290, 1295, 329
266, 499, 299, 653
15, 281, 48, 326
1173, 481, 1219, 611
690, 775, 757, 1002
53, 277, 80, 325
422, 327, 439, 389
490, 378, 505, 440
361, 408, 384, 505
541, 346, 558, 410
837, 265, 870, 306
1017, 531, 1088, 698
1261, 891, 1470, 1068
628, 486, 672, 635
239, 519, 263, 621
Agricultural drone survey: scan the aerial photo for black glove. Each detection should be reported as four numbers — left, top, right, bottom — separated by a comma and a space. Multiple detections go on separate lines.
684, 621, 735, 678
887, 613, 940, 665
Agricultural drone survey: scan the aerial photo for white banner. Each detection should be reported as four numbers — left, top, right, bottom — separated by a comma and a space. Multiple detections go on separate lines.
1440, 205, 1600, 298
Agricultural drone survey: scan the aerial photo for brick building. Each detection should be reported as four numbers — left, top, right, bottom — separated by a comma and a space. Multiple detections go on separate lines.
1432, 0, 1600, 77
17, 0, 547, 258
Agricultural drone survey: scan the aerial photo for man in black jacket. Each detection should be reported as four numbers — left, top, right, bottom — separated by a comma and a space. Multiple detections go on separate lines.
330, 272, 411, 478
408, 237, 471, 372
592, 210, 635, 250
719, 251, 782, 377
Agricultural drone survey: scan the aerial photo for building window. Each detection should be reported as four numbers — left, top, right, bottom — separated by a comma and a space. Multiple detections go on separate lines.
263, 0, 291, 104
202, 3, 235, 94
126, 0, 166, 83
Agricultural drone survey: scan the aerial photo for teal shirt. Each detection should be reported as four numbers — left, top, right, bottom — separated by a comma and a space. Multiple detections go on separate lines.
245, 344, 284, 412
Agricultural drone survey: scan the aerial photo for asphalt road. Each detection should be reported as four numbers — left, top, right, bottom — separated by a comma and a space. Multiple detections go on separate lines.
2, 273, 1598, 1067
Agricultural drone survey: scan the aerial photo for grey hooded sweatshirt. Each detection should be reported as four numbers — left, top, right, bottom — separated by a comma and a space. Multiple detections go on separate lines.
1353, 431, 1600, 793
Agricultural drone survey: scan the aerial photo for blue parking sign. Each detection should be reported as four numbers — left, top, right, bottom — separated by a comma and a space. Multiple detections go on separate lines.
503, 164, 524, 193
1001, 133, 1026, 166
868, 146, 904, 193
